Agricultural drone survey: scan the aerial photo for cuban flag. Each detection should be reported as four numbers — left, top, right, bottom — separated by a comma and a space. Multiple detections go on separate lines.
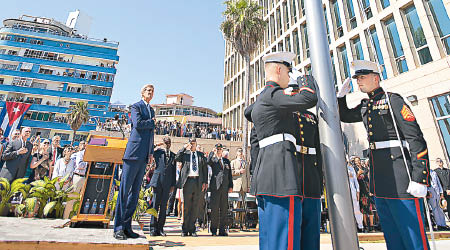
0, 102, 32, 138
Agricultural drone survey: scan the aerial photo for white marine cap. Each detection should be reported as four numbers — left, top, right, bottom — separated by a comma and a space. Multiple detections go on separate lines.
262, 51, 296, 68
351, 60, 381, 79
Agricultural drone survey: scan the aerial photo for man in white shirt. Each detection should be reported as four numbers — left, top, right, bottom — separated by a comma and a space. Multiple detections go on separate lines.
64, 141, 87, 219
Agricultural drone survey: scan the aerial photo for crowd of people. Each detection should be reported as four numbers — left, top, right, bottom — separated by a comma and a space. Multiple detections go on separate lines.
0, 127, 88, 219
96, 118, 243, 142
347, 155, 450, 233
154, 121, 243, 141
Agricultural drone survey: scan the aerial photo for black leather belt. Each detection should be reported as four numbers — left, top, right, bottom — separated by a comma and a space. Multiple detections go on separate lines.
188, 176, 199, 179
73, 173, 85, 177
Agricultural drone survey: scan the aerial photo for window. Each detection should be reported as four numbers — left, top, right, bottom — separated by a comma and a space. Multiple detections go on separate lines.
380, 0, 390, 9
338, 45, 351, 83
278, 41, 284, 51
54, 133, 70, 141
404, 5, 432, 65
15, 37, 27, 43
344, 0, 357, 29
430, 93, 450, 160
293, 29, 301, 64
276, 8, 282, 37
0, 78, 3, 84
290, 0, 297, 24
283, 1, 290, 30
331, 0, 344, 38
351, 37, 364, 60
12, 77, 32, 87
299, 0, 305, 17
324, 7, 331, 44
384, 18, 408, 74
368, 28, 388, 79
39, 68, 54, 75
1, 63, 18, 70
285, 36, 292, 52
301, 24, 309, 60
270, 15, 276, 43
330, 52, 338, 89
425, 0, 450, 55
360, 0, 373, 19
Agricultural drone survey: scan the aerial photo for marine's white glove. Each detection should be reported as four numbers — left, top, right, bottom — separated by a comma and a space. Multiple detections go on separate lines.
288, 68, 303, 86
337, 77, 352, 98
407, 181, 428, 198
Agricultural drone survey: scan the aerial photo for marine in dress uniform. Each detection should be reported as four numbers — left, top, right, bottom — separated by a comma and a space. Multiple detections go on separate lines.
294, 107, 323, 249
245, 52, 318, 250
337, 60, 430, 250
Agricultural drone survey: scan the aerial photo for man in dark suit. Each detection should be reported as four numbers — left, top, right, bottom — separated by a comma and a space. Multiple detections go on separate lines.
114, 84, 155, 240
208, 143, 233, 236
149, 136, 176, 236
175, 138, 208, 237
0, 127, 33, 182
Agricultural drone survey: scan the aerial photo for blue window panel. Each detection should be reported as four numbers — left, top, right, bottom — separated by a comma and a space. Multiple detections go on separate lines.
0, 68, 113, 88
385, 18, 408, 73
353, 37, 364, 60
381, 0, 390, 9
332, 0, 342, 28
404, 5, 432, 64
0, 54, 117, 74
22, 119, 95, 132
0, 84, 110, 102
338, 46, 352, 91
369, 28, 387, 79
0, 40, 119, 61
427, 0, 450, 54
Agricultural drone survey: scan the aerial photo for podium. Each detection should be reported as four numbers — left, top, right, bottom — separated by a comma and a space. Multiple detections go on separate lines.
70, 135, 127, 228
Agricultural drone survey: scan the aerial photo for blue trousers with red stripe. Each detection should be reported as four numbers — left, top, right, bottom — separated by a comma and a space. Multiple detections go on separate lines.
257, 195, 302, 250
301, 198, 321, 250
375, 197, 430, 250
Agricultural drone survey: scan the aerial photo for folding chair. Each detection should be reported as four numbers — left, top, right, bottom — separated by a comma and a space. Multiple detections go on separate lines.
228, 192, 245, 230
244, 193, 258, 229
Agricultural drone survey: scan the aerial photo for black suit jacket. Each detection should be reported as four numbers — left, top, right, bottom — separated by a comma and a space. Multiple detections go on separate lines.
149, 148, 176, 189
207, 152, 233, 191
175, 148, 207, 189
0, 139, 33, 181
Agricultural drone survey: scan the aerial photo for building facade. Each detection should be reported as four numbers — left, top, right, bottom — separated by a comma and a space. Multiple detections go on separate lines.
153, 93, 221, 127
0, 13, 120, 143
223, 0, 450, 164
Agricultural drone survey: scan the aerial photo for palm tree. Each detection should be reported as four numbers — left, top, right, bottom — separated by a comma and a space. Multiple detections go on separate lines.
66, 102, 90, 143
220, 0, 266, 160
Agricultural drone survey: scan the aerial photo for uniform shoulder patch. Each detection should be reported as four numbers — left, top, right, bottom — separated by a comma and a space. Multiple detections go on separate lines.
400, 105, 415, 122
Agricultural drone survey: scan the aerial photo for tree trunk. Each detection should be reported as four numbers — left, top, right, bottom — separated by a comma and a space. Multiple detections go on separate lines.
72, 130, 77, 145
243, 54, 251, 161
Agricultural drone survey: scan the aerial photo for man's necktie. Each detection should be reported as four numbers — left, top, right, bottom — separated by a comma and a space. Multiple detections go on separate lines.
192, 152, 197, 172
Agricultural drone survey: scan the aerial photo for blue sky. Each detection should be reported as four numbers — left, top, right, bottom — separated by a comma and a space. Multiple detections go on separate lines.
0, 0, 226, 112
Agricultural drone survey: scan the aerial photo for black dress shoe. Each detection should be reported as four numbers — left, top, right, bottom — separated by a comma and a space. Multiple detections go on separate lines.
218, 231, 228, 236
181, 232, 188, 237
124, 229, 140, 238
114, 230, 127, 240
159, 231, 167, 237
191, 232, 198, 237
150, 231, 160, 236
211, 232, 217, 236
438, 225, 450, 231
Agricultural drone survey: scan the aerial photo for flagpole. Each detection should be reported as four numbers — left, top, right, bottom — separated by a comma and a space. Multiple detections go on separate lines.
304, 1, 359, 249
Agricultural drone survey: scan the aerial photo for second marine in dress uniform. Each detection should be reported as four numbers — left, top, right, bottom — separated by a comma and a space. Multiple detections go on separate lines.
337, 60, 430, 250
285, 82, 324, 250
245, 52, 317, 250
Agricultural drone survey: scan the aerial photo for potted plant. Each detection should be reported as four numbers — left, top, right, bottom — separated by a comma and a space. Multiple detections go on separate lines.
133, 187, 157, 230
0, 178, 29, 216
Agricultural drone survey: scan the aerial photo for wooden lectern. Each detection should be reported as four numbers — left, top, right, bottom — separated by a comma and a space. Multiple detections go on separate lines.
70, 135, 127, 228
